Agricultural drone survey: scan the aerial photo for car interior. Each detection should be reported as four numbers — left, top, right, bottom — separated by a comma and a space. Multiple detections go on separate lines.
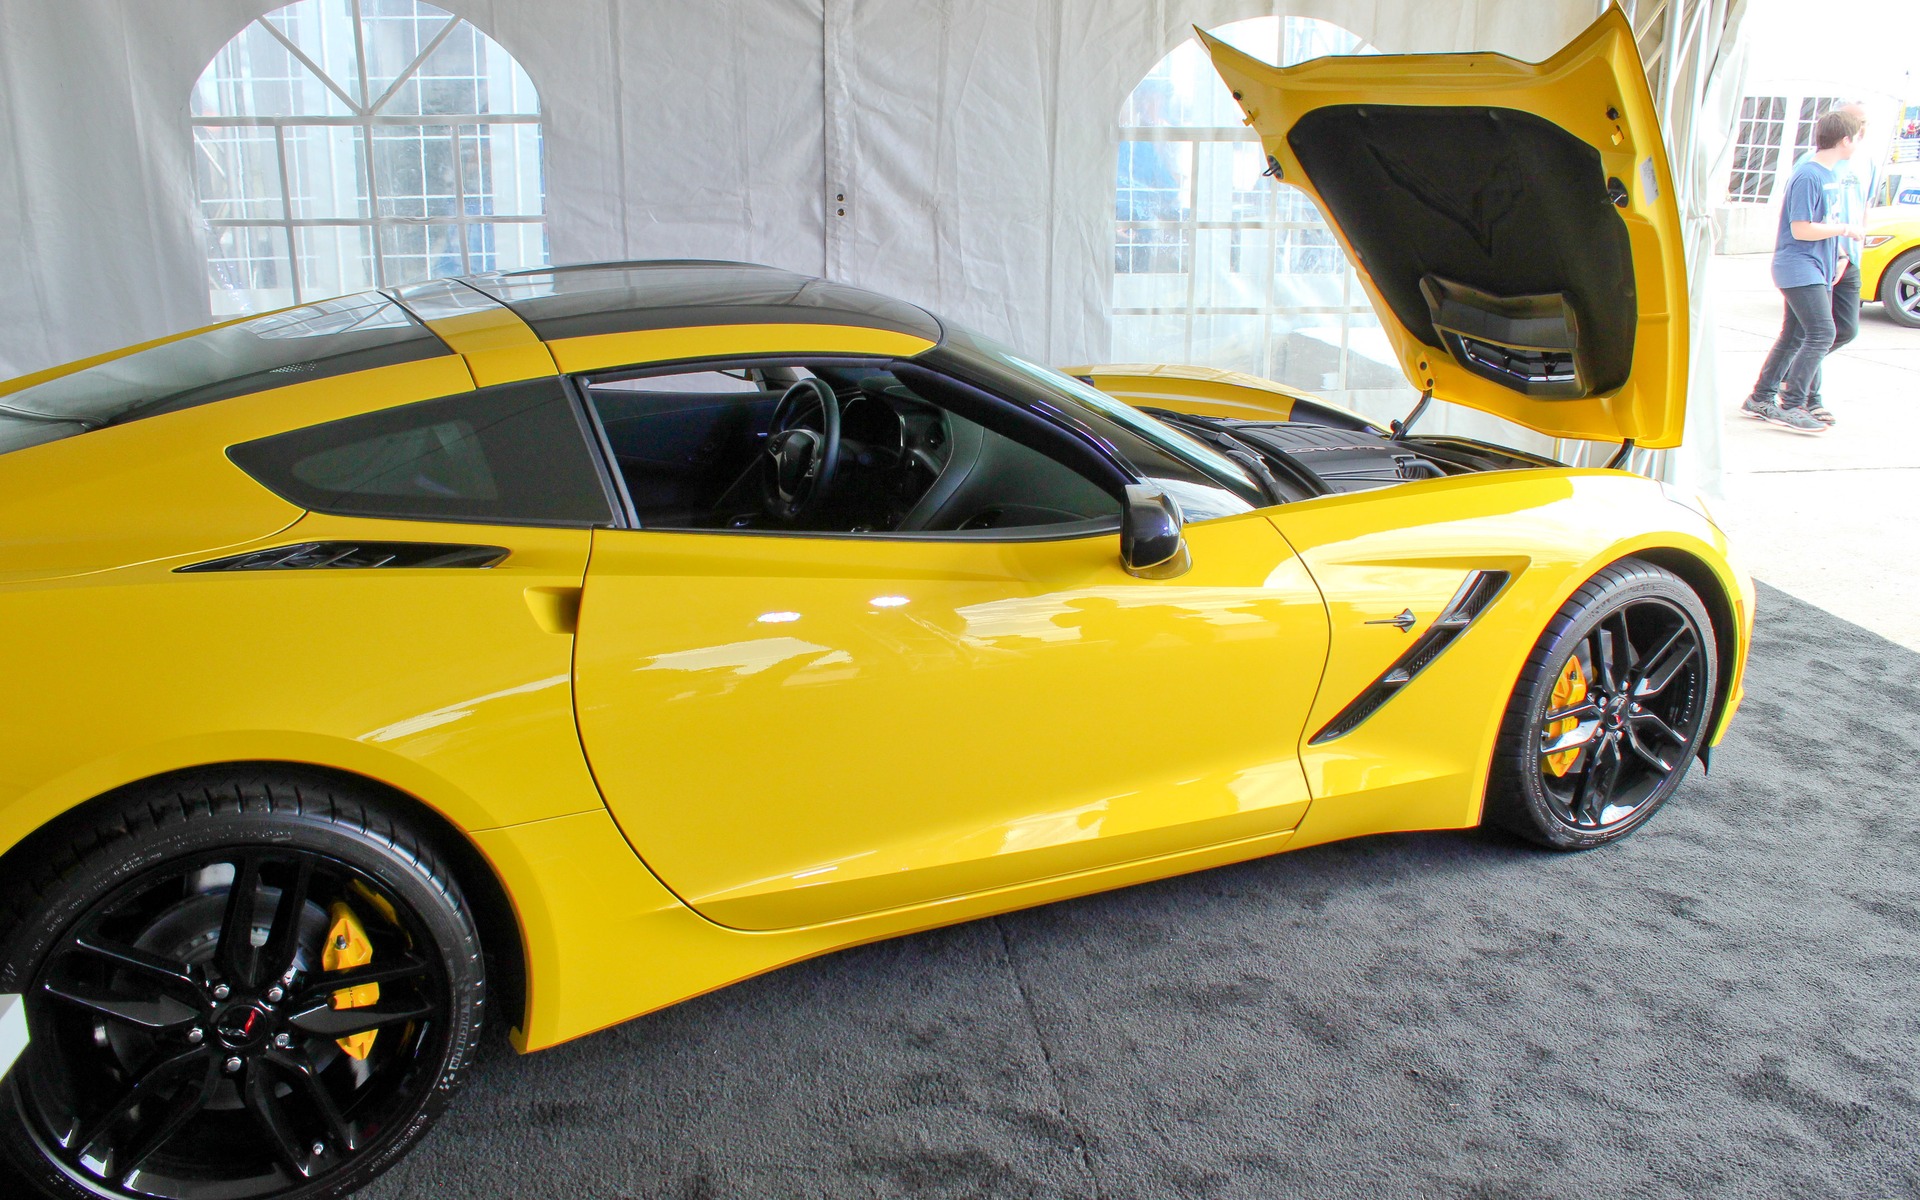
578, 359, 1123, 537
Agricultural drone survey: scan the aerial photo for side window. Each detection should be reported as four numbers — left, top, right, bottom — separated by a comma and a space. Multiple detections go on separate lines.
230, 378, 613, 527
579, 360, 1120, 538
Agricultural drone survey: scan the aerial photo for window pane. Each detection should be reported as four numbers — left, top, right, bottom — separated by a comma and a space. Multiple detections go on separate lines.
1191, 139, 1262, 223
361, 0, 459, 110
193, 18, 352, 119
467, 222, 547, 274
229, 378, 612, 527
284, 125, 368, 219
262, 0, 365, 108
1192, 228, 1266, 308
194, 127, 285, 221
1342, 311, 1409, 391
296, 225, 378, 299
374, 125, 461, 218
461, 123, 544, 216
1111, 17, 1381, 400
1188, 312, 1264, 376
1110, 312, 1189, 364
380, 222, 464, 284
206, 225, 296, 316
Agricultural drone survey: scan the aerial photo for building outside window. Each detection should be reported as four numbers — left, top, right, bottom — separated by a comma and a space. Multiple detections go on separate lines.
192, 0, 548, 317
1111, 17, 1409, 412
1790, 95, 1848, 162
1726, 95, 1788, 203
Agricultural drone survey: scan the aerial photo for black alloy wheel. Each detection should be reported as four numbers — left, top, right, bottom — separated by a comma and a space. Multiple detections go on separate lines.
1484, 558, 1719, 850
0, 771, 485, 1200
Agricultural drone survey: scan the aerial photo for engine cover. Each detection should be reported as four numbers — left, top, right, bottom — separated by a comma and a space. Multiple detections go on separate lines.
1223, 422, 1446, 494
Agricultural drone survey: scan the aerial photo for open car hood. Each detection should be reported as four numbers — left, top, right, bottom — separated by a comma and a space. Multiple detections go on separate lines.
1200, 7, 1687, 449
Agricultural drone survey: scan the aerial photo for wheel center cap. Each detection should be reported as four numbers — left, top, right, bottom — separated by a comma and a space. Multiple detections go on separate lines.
1603, 696, 1628, 730
215, 1003, 268, 1050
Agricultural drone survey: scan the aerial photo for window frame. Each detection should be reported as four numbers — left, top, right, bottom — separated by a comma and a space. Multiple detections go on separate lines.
1791, 96, 1846, 164
191, 0, 549, 314
1726, 94, 1788, 204
1110, 16, 1383, 397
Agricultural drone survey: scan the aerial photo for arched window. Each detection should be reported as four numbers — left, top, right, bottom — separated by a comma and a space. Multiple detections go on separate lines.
1113, 17, 1405, 410
192, 0, 547, 316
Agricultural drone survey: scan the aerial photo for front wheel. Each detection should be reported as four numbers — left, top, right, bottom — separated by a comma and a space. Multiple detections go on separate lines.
1483, 559, 1718, 850
0, 769, 485, 1200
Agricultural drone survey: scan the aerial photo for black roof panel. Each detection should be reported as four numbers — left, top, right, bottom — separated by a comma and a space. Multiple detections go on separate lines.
464, 261, 945, 344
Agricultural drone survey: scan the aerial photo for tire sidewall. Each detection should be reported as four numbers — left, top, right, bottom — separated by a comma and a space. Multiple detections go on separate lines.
0, 790, 484, 1200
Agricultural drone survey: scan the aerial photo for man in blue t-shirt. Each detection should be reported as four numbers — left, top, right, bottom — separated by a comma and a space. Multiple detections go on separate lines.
1744, 102, 1877, 427
1740, 107, 1868, 434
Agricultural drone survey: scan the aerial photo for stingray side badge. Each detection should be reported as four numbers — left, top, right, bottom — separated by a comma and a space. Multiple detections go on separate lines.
1366, 608, 1417, 633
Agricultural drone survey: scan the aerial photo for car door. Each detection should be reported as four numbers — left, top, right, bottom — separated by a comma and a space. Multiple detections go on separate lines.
569, 361, 1329, 933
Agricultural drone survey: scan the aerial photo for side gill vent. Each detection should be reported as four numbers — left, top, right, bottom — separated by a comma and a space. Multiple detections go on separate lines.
177, 541, 509, 573
1309, 569, 1512, 745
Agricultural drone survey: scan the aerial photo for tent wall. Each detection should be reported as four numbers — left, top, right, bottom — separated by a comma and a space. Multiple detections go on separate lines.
0, 0, 1599, 379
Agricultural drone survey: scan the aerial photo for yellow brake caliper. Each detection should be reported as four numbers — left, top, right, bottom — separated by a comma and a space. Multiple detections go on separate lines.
1544, 655, 1588, 778
321, 901, 379, 1060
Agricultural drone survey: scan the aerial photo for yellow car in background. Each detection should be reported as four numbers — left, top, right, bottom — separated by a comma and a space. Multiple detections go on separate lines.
1861, 208, 1920, 327
0, 10, 1746, 1200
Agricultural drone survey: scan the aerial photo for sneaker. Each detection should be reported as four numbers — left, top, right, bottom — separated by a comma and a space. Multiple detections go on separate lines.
1740, 394, 1774, 419
1807, 405, 1836, 425
1761, 403, 1828, 433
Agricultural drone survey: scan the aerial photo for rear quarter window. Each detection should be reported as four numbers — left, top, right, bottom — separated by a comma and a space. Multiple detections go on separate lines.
229, 378, 614, 527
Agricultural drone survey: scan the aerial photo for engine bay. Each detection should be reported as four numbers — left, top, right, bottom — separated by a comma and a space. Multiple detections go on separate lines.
1142, 407, 1553, 502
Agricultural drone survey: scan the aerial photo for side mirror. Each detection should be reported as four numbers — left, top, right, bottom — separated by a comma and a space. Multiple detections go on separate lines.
1121, 484, 1191, 579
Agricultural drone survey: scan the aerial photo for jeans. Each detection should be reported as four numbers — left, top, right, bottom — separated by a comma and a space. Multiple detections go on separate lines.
1751, 262, 1860, 408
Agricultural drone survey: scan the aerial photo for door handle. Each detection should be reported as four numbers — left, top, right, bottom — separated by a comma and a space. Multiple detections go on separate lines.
524, 586, 582, 635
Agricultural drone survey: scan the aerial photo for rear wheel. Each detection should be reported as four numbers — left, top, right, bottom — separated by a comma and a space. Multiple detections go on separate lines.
0, 769, 484, 1200
1483, 559, 1718, 850
1881, 248, 1920, 328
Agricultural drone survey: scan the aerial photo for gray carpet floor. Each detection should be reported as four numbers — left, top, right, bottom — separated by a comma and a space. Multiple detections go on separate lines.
13, 582, 1920, 1198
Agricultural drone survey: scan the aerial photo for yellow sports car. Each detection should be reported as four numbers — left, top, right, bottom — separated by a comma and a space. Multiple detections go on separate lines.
1861, 207, 1920, 327
0, 10, 1746, 1200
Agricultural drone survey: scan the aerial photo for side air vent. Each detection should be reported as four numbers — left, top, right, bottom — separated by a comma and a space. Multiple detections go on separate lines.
177, 541, 508, 573
1309, 569, 1512, 745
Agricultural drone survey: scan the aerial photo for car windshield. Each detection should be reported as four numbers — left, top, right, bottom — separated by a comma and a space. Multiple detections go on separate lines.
934, 327, 1264, 518
0, 294, 447, 457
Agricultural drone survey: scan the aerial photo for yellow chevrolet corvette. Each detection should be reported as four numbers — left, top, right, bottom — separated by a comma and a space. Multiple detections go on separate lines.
0, 10, 1746, 1200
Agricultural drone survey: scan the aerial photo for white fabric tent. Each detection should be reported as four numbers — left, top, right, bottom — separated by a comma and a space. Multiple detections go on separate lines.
0, 0, 1744, 479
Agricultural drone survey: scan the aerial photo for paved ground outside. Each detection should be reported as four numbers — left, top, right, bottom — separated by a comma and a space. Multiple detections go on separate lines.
1710, 251, 1920, 651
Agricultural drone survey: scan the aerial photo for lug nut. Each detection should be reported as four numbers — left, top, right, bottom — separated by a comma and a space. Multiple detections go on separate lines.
274, 1033, 293, 1049
224, 1057, 242, 1073
212, 984, 230, 1001
311, 1142, 325, 1157
187, 1028, 204, 1045
266, 987, 283, 1002
334, 935, 350, 950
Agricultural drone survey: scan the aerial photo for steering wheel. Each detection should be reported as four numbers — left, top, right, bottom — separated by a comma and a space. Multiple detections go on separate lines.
761, 377, 842, 522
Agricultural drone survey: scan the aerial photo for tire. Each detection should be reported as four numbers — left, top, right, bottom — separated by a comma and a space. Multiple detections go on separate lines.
1482, 558, 1718, 850
0, 767, 485, 1200
1880, 248, 1920, 328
